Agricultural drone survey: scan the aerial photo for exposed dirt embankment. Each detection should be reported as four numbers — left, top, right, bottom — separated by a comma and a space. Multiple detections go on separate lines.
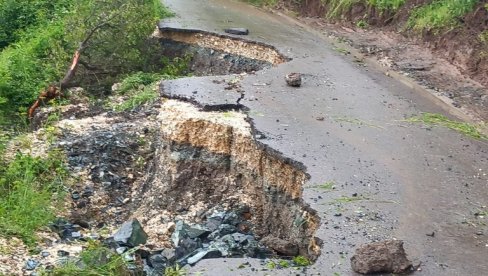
134, 100, 320, 259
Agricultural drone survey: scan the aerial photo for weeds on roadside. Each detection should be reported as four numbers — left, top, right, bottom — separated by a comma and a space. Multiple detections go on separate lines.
407, 0, 479, 33
309, 181, 336, 191
0, 149, 68, 246
406, 112, 487, 141
45, 241, 133, 275
165, 264, 187, 276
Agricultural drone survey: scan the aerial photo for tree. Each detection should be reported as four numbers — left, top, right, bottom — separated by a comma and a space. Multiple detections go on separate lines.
0, 0, 169, 120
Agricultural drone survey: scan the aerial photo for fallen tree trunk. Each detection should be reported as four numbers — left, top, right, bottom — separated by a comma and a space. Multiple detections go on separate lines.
28, 20, 112, 119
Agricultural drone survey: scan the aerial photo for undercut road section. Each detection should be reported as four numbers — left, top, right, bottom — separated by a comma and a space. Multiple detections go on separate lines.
160, 0, 488, 275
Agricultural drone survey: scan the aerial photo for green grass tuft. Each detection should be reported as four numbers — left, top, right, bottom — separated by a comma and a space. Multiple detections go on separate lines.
367, 0, 405, 11
406, 113, 487, 140
292, 255, 311, 266
0, 149, 68, 246
44, 241, 133, 275
408, 0, 479, 33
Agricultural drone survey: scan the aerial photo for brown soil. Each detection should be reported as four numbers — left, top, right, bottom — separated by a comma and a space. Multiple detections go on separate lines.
271, 0, 488, 121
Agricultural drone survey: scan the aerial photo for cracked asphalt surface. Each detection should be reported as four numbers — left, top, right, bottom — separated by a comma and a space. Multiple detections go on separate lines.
160, 0, 488, 275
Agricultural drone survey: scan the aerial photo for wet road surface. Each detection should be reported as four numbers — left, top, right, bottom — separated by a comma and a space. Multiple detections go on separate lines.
161, 0, 488, 275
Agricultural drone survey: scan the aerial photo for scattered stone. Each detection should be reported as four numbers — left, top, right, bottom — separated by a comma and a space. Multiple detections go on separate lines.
285, 73, 302, 87
148, 254, 167, 270
162, 248, 176, 262
350, 240, 412, 274
57, 250, 70, 257
224, 28, 249, 35
25, 259, 39, 271
113, 219, 148, 247
187, 249, 222, 265
116, 247, 128, 254
261, 236, 299, 256
71, 191, 80, 200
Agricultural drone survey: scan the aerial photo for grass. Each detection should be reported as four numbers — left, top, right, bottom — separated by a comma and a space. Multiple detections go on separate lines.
292, 255, 311, 266
333, 196, 366, 203
310, 181, 336, 191
0, 149, 68, 246
333, 116, 384, 129
44, 241, 133, 275
244, 0, 278, 6
406, 113, 488, 140
408, 0, 479, 32
111, 82, 159, 112
367, 0, 405, 11
165, 264, 187, 276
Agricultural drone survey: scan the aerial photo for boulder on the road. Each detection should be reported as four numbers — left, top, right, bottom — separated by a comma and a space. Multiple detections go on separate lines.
350, 240, 412, 274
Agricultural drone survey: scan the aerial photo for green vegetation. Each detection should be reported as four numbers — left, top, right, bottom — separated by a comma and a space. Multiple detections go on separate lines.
45, 241, 133, 275
0, 0, 73, 49
245, 0, 278, 6
0, 150, 68, 246
333, 116, 384, 129
406, 113, 488, 140
164, 264, 187, 276
110, 55, 191, 112
367, 0, 405, 11
292, 255, 311, 266
334, 195, 366, 203
0, 0, 170, 122
310, 181, 335, 191
408, 0, 479, 32
112, 83, 159, 112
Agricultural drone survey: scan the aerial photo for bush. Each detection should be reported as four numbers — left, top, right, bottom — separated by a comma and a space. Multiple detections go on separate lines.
0, 0, 171, 122
0, 0, 73, 49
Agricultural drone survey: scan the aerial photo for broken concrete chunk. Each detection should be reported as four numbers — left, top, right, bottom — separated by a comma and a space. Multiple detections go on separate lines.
350, 240, 413, 274
187, 249, 222, 265
285, 73, 302, 87
113, 218, 148, 247
261, 236, 299, 256
224, 28, 249, 35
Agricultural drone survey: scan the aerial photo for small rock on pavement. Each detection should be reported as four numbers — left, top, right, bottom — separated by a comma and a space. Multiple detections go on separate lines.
113, 218, 148, 247
224, 28, 249, 35
285, 73, 302, 87
350, 240, 412, 274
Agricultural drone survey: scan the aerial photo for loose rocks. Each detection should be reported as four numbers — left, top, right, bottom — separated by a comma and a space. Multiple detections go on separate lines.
285, 73, 302, 87
113, 219, 148, 247
261, 236, 299, 256
350, 240, 413, 274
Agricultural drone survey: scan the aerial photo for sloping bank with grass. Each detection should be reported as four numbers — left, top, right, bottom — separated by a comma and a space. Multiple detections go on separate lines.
246, 0, 488, 87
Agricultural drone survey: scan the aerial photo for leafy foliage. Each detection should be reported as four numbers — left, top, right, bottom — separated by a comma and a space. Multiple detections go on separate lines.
0, 0, 170, 122
0, 150, 68, 246
0, 0, 73, 49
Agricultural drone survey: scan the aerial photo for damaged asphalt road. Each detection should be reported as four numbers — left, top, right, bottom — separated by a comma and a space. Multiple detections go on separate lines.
160, 0, 488, 275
